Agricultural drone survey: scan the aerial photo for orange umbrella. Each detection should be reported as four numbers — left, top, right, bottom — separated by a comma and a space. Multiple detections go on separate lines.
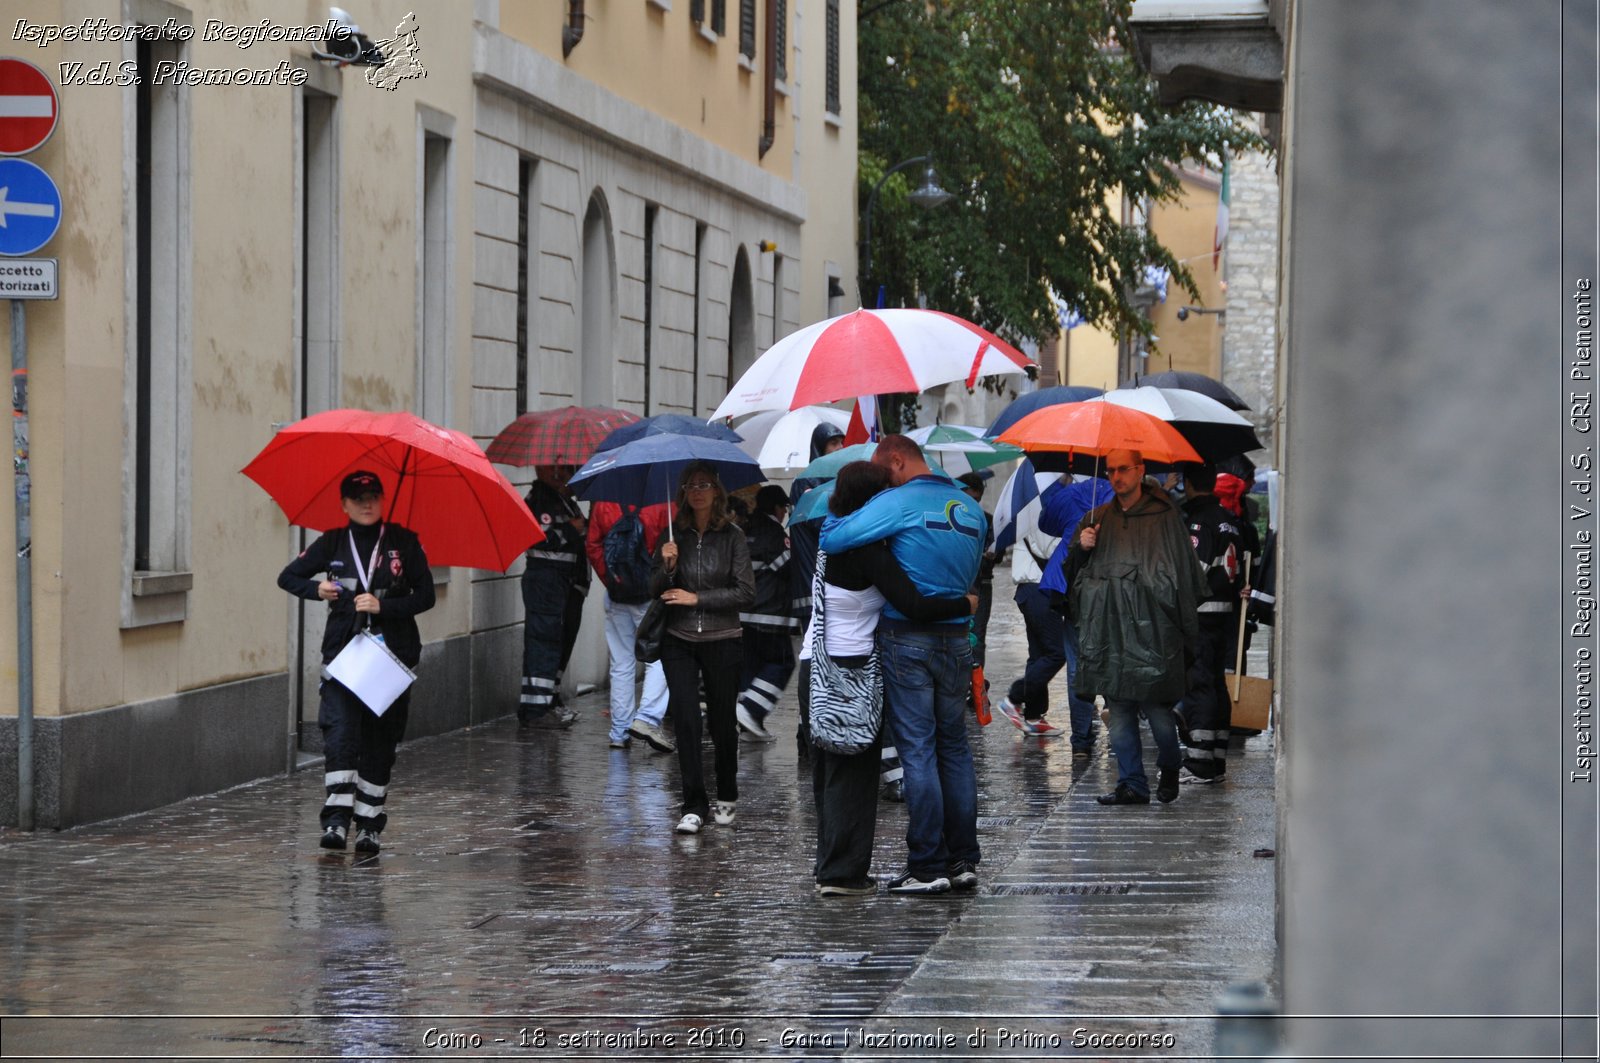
995, 401, 1203, 474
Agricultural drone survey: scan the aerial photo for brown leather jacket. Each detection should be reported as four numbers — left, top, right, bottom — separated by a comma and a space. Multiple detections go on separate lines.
649, 520, 756, 639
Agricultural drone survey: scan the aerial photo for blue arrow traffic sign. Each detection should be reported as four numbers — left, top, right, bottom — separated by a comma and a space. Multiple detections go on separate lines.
0, 158, 61, 257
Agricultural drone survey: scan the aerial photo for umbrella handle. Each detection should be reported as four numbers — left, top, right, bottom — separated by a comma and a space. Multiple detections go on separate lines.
1232, 552, 1252, 698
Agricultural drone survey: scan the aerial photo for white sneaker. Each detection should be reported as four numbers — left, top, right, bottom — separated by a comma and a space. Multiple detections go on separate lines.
712, 801, 736, 826
675, 813, 703, 834
628, 719, 676, 753
736, 705, 775, 741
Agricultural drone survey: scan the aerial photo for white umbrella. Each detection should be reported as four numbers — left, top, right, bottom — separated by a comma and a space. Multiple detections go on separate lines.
734, 406, 851, 472
711, 308, 1035, 420
1093, 386, 1262, 463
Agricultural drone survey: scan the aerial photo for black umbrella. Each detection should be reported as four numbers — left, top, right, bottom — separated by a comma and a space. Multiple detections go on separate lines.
1126, 370, 1250, 412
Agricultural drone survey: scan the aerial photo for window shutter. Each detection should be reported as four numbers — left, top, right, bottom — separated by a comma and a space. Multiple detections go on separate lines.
825, 0, 840, 114
775, 0, 787, 80
740, 0, 756, 58
691, 0, 705, 24
712, 0, 726, 36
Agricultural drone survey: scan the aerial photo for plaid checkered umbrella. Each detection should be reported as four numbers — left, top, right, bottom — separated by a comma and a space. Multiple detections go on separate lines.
485, 405, 641, 468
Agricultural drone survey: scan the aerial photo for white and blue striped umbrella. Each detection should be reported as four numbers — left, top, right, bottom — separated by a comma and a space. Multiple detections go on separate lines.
991, 458, 1059, 553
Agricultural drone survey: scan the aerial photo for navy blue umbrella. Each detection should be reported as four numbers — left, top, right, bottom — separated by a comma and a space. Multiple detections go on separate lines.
984, 385, 1104, 438
594, 413, 741, 453
569, 434, 765, 534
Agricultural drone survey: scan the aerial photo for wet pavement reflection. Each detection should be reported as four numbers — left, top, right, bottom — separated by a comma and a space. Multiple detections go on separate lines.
0, 572, 1276, 1059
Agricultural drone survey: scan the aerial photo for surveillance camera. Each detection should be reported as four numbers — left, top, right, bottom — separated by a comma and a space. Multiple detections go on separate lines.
1176, 306, 1189, 321
315, 6, 387, 66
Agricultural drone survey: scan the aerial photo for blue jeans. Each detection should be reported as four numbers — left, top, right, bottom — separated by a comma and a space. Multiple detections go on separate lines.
1104, 697, 1183, 798
1007, 583, 1066, 717
878, 623, 980, 879
1061, 621, 1097, 752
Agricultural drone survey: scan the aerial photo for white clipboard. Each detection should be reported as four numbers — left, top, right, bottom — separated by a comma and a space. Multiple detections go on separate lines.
323, 630, 416, 716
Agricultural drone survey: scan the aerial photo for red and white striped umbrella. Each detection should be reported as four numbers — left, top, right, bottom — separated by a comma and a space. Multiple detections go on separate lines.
710, 308, 1035, 421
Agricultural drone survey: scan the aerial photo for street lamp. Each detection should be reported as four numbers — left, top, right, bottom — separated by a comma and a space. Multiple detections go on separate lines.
859, 155, 954, 306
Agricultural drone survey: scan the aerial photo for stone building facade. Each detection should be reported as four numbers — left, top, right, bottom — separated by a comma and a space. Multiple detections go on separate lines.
1221, 143, 1280, 455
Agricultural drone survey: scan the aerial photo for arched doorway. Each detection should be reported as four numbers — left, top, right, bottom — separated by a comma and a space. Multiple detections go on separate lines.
580, 194, 615, 408
727, 246, 756, 401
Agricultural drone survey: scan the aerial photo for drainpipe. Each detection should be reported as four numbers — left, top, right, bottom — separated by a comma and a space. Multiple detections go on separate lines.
561, 0, 585, 57
758, 0, 776, 157
10, 300, 34, 831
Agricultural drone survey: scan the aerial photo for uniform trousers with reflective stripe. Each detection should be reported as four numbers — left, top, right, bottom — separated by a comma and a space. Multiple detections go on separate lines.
1180, 614, 1235, 779
736, 625, 796, 726
521, 565, 585, 718
319, 679, 409, 834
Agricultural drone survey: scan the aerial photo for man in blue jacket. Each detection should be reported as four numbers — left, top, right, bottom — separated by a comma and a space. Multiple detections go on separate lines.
1036, 474, 1112, 758
819, 434, 985, 895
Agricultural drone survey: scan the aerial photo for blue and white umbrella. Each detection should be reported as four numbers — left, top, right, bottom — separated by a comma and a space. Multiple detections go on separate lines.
991, 458, 1060, 553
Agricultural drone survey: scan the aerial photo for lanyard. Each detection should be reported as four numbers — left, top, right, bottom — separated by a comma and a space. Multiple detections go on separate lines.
347, 524, 386, 594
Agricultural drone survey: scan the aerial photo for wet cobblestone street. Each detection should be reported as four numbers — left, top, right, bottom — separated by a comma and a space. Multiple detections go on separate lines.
0, 573, 1277, 1060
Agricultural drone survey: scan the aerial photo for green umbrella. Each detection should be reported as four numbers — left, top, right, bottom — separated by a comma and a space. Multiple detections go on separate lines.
909, 424, 1025, 475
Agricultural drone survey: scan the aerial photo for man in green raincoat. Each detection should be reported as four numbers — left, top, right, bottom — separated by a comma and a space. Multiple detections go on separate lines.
1064, 449, 1206, 806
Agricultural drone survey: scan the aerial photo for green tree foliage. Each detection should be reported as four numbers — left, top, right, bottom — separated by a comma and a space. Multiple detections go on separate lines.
859, 0, 1264, 345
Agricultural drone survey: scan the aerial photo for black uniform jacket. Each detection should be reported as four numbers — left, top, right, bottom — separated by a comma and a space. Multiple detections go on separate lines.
278, 522, 435, 667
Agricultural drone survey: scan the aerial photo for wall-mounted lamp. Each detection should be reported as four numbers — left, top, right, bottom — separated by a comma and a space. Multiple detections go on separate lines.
1175, 305, 1226, 321
758, 240, 778, 254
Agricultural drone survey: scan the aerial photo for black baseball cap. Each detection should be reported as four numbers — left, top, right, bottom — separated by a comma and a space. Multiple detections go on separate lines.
755, 484, 790, 513
340, 470, 384, 499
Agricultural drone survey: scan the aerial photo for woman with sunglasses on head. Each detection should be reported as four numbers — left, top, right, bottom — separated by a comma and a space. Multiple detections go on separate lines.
654, 462, 757, 835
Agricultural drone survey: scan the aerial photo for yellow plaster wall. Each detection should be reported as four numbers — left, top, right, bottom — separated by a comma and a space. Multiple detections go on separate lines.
501, 0, 795, 181
2, 0, 478, 715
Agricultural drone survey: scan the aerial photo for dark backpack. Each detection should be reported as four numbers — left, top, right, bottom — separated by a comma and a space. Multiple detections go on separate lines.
601, 510, 653, 604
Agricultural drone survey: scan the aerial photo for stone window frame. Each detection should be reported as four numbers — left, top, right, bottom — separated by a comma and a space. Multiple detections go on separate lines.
120, 0, 193, 629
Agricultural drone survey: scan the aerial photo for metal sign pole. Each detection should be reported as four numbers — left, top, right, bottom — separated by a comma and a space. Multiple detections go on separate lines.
11, 299, 33, 830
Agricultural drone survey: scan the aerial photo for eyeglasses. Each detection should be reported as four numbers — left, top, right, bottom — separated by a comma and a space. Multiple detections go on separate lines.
683, 481, 717, 491
1105, 465, 1142, 477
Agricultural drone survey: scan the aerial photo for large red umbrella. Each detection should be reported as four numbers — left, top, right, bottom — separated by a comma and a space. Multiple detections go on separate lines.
242, 409, 543, 572
485, 405, 640, 467
710, 308, 1035, 420
996, 401, 1203, 475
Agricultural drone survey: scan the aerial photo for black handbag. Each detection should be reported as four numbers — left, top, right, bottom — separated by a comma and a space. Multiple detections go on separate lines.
634, 599, 667, 664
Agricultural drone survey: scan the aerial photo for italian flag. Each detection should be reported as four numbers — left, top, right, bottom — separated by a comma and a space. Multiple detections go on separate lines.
1213, 153, 1230, 270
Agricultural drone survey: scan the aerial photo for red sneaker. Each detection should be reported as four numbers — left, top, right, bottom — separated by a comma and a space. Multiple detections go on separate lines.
1022, 717, 1064, 738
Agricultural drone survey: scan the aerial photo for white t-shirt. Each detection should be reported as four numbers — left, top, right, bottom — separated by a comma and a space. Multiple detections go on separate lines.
799, 582, 885, 661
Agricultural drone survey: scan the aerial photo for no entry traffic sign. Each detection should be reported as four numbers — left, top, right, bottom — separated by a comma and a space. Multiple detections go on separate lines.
0, 159, 62, 256
0, 58, 59, 156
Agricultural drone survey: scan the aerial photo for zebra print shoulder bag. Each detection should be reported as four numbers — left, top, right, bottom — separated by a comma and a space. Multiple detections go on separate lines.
806, 552, 883, 756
